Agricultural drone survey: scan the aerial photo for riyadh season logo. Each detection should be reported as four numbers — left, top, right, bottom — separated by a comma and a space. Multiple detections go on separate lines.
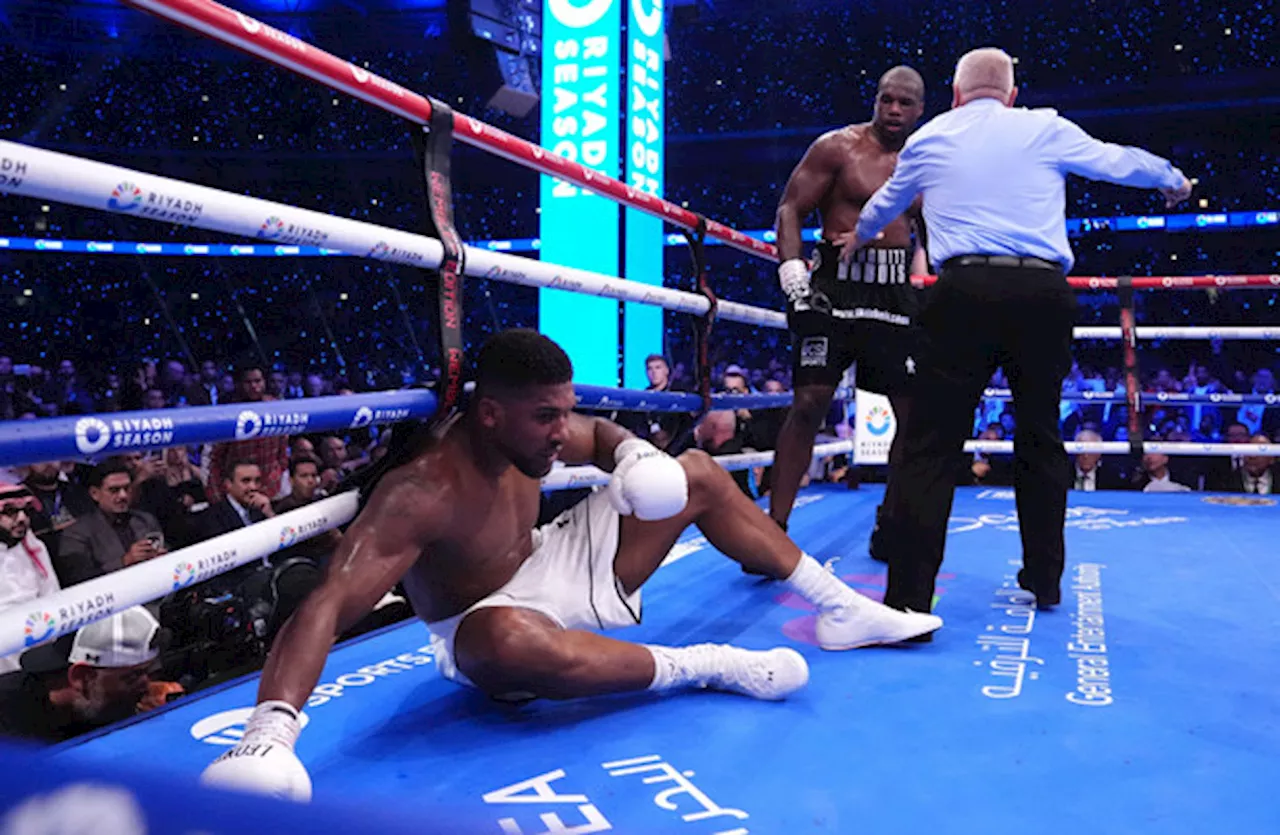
107, 182, 143, 212
367, 241, 390, 259
74, 417, 112, 455
172, 561, 197, 590
23, 610, 57, 647
257, 216, 285, 240
350, 407, 374, 429
864, 405, 893, 437
279, 526, 299, 549
548, 0, 614, 29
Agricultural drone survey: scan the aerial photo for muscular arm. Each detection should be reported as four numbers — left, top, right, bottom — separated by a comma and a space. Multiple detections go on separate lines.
775, 134, 842, 261
257, 473, 447, 710
557, 413, 636, 471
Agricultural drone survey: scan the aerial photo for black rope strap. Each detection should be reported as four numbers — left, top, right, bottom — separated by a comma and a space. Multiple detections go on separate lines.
683, 215, 717, 415
413, 98, 466, 424
1116, 275, 1144, 458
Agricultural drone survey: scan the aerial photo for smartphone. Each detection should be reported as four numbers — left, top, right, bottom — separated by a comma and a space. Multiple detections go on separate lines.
144, 531, 165, 551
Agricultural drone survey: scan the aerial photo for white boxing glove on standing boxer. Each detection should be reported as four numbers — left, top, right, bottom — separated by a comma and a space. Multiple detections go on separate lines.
200, 701, 313, 802
607, 438, 688, 521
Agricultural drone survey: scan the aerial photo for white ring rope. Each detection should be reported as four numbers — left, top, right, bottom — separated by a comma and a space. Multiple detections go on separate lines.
1074, 326, 1280, 340
0, 493, 359, 659
0, 140, 784, 330
966, 441, 1280, 456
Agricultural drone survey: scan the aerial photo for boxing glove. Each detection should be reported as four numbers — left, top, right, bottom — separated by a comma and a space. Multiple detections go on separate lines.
777, 259, 811, 304
200, 701, 313, 802
607, 438, 688, 521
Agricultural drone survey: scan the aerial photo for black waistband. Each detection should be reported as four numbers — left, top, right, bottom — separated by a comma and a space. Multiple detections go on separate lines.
943, 254, 1062, 271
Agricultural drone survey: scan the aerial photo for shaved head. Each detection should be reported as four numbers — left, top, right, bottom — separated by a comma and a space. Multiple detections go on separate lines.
870, 64, 926, 147
878, 65, 925, 98
953, 47, 1016, 106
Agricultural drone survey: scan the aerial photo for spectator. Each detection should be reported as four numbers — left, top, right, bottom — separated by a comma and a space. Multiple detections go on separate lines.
1135, 446, 1193, 493
273, 456, 341, 558
303, 373, 326, 398
123, 451, 192, 551
159, 360, 188, 406
1204, 421, 1252, 491
316, 435, 353, 493
20, 461, 94, 554
163, 446, 208, 511
0, 607, 164, 743
0, 482, 60, 674
54, 459, 164, 587
961, 426, 1012, 486
1237, 369, 1280, 438
207, 366, 289, 501
1070, 429, 1128, 491
43, 359, 95, 415
694, 410, 754, 499
188, 360, 223, 406
1226, 434, 1278, 495
619, 354, 692, 451
190, 459, 274, 544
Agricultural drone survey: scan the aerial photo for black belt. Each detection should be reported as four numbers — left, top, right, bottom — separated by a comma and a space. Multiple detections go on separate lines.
944, 254, 1062, 271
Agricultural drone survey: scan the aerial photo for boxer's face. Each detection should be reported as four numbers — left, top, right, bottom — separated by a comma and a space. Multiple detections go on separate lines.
873, 81, 924, 137
489, 383, 575, 478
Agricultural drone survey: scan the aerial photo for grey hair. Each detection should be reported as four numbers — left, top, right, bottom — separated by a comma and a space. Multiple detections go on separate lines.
954, 47, 1015, 98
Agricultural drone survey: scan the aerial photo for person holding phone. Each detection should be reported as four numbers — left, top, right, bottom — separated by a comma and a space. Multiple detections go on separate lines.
53, 459, 166, 587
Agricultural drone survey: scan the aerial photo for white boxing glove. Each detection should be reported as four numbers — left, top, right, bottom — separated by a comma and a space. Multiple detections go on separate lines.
607, 438, 689, 521
778, 258, 811, 304
201, 701, 313, 803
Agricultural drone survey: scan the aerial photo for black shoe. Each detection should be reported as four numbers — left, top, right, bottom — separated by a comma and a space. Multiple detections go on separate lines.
1017, 568, 1060, 611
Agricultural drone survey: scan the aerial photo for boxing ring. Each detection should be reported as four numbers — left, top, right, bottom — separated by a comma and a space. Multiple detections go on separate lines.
1, 0, 1279, 832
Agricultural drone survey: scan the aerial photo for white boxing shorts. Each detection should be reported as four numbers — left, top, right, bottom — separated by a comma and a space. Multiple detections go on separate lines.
422, 488, 642, 688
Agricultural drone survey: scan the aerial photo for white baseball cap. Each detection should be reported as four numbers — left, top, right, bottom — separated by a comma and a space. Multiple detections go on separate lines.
22, 606, 166, 673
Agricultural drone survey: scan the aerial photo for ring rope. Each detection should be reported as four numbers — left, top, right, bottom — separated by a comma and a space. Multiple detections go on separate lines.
0, 492, 359, 659
0, 140, 784, 330
119, 0, 778, 261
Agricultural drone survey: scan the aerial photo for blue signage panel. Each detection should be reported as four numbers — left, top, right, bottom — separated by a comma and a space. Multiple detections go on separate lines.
539, 0, 623, 385
622, 0, 665, 389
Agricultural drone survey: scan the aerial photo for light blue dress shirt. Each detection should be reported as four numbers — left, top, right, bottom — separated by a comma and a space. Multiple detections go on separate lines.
856, 98, 1185, 272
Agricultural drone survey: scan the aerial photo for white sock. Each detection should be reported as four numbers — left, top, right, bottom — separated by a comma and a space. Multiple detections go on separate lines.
645, 644, 718, 692
785, 553, 864, 613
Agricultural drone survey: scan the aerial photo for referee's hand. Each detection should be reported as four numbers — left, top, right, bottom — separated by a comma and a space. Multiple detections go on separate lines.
837, 230, 882, 265
1160, 176, 1193, 208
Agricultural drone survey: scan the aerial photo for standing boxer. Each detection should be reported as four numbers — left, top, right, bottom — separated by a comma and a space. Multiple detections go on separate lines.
771, 66, 928, 554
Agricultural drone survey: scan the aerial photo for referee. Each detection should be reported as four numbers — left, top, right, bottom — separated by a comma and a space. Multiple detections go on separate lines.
844, 47, 1191, 618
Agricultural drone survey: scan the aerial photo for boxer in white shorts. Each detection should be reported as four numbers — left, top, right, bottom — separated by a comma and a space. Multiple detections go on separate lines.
414, 488, 637, 693
203, 329, 941, 802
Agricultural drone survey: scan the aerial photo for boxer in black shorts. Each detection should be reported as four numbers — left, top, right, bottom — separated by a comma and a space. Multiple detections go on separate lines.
791, 243, 918, 393
769, 66, 927, 556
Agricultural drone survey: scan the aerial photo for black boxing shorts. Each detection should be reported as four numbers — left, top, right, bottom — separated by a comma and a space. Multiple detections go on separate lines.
789, 242, 921, 395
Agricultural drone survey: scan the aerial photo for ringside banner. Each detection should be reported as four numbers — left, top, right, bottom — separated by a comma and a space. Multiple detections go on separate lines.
623, 0, 665, 389
540, 0, 623, 385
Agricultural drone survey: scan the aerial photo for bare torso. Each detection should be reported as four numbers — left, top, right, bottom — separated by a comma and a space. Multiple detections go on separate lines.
818, 124, 921, 248
396, 422, 544, 624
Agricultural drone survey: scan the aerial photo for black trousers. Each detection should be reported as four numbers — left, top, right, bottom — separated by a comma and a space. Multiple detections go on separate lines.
882, 260, 1077, 613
